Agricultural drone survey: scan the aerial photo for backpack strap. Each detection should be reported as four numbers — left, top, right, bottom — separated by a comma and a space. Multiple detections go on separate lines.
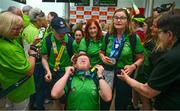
129, 33, 137, 61
45, 33, 52, 57
66, 76, 73, 95
0, 35, 12, 43
100, 32, 110, 53
64, 75, 73, 110
66, 34, 74, 58
45, 33, 74, 58
129, 33, 137, 53
0, 76, 30, 99
93, 75, 99, 88
104, 32, 110, 53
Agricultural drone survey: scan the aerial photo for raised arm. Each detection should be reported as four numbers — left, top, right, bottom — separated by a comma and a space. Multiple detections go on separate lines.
95, 65, 112, 102
51, 66, 74, 99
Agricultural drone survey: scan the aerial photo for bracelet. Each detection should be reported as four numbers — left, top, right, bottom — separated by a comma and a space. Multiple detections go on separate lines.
29, 54, 37, 58
97, 76, 105, 81
30, 45, 38, 52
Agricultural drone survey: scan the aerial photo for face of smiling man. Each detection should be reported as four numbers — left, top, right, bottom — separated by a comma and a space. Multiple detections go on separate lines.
75, 55, 91, 71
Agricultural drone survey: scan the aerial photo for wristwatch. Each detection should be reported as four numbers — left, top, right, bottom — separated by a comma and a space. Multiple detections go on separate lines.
30, 45, 38, 52
97, 76, 105, 81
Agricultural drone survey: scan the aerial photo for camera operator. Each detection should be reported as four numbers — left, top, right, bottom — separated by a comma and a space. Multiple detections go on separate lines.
153, 2, 175, 17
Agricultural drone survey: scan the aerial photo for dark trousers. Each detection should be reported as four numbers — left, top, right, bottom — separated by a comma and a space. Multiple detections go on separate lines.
46, 69, 66, 103
29, 63, 46, 110
114, 76, 132, 110
100, 98, 112, 110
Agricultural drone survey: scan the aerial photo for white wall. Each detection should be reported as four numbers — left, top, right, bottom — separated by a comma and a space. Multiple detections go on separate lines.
26, 0, 65, 17
0, 0, 22, 12
117, 0, 145, 8
0, 0, 65, 17
1, 0, 179, 16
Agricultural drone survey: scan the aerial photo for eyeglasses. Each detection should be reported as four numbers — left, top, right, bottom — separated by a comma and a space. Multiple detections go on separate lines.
157, 29, 165, 35
113, 16, 127, 21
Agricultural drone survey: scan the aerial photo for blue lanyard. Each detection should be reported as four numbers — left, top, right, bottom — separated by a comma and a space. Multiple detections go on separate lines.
109, 34, 125, 58
76, 68, 96, 79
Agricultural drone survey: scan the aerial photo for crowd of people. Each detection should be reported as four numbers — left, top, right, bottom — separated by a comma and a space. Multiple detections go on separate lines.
0, 4, 180, 110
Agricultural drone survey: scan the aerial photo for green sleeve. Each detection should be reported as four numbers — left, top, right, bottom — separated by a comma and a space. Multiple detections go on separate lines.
7, 51, 30, 74
0, 41, 30, 74
100, 35, 106, 51
78, 38, 87, 52
23, 14, 31, 27
41, 38, 48, 55
21, 24, 39, 44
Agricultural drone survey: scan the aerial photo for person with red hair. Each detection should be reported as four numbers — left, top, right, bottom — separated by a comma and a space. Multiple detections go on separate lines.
51, 54, 112, 110
79, 19, 103, 66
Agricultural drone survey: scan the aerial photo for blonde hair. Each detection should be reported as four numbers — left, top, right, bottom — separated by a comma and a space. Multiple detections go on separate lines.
155, 36, 177, 51
0, 12, 21, 37
109, 8, 133, 36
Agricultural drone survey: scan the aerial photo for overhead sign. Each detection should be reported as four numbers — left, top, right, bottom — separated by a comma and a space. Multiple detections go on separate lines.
12, 0, 26, 4
56, 0, 82, 2
75, 0, 90, 6
93, 0, 117, 6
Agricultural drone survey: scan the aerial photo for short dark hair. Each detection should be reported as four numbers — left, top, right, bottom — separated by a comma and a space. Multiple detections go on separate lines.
49, 12, 58, 18
74, 28, 84, 36
157, 9, 180, 40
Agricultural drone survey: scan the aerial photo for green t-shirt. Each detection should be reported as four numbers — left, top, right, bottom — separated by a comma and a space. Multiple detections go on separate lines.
102, 34, 144, 68
79, 37, 103, 66
41, 34, 71, 71
66, 74, 99, 110
46, 26, 53, 35
0, 38, 35, 103
134, 47, 152, 83
21, 23, 39, 44
72, 40, 80, 54
22, 14, 31, 28
148, 43, 180, 110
